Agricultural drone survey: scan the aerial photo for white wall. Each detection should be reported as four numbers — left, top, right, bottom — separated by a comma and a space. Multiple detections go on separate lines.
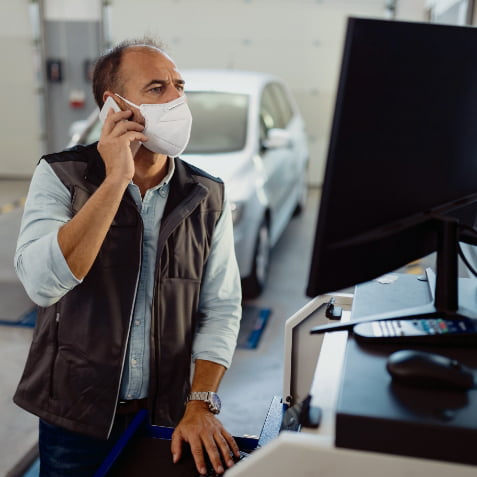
0, 1, 42, 177
108, 0, 397, 186
395, 0, 428, 20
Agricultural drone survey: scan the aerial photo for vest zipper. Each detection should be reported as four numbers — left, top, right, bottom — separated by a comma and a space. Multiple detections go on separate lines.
106, 205, 143, 439
151, 279, 160, 423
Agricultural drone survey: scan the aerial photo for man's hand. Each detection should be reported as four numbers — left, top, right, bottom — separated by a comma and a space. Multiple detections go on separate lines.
171, 401, 240, 475
57, 108, 147, 280
97, 108, 147, 183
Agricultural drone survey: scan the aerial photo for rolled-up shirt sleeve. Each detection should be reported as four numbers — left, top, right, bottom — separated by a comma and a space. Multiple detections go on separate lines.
192, 192, 242, 368
14, 159, 81, 307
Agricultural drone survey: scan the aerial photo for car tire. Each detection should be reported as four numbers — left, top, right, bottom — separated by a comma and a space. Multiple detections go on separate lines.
242, 218, 270, 299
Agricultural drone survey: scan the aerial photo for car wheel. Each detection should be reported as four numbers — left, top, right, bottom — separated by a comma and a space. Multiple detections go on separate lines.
242, 218, 270, 299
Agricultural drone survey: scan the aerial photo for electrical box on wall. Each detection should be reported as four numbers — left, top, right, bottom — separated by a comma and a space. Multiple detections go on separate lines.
46, 59, 63, 82
83, 59, 95, 82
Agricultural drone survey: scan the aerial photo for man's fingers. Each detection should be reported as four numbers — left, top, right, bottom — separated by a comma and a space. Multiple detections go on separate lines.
171, 413, 239, 475
226, 432, 240, 458
110, 119, 144, 138
189, 439, 209, 475
211, 432, 234, 470
171, 427, 186, 461
101, 109, 133, 134
126, 131, 148, 145
221, 432, 240, 464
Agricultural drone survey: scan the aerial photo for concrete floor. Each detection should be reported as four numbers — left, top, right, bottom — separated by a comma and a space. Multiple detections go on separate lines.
0, 180, 38, 477
0, 179, 319, 476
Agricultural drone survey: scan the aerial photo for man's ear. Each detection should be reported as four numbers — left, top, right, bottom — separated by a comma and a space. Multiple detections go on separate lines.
101, 91, 115, 108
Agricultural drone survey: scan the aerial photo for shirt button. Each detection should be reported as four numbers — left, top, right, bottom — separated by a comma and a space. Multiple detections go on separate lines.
135, 320, 141, 326
132, 359, 137, 366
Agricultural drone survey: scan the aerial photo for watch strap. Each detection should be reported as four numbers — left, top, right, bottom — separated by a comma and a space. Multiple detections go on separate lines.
187, 391, 221, 414
188, 391, 212, 401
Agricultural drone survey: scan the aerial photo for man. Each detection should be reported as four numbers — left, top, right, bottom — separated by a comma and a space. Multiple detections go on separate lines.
14, 38, 242, 476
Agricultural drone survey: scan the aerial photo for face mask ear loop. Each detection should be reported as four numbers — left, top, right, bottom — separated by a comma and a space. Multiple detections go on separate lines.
114, 93, 140, 110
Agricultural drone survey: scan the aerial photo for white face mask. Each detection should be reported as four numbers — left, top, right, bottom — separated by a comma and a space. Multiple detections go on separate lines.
115, 94, 192, 157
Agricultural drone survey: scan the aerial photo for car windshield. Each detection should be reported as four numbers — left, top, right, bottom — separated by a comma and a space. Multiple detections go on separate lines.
79, 92, 249, 153
184, 92, 249, 154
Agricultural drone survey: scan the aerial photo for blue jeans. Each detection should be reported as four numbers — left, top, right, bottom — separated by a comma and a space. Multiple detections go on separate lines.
39, 415, 132, 477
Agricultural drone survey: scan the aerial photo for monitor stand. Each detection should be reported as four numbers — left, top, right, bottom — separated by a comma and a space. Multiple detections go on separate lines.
310, 217, 477, 335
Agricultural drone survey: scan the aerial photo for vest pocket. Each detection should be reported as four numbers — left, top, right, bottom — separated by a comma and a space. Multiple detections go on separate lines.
71, 185, 140, 269
50, 351, 71, 401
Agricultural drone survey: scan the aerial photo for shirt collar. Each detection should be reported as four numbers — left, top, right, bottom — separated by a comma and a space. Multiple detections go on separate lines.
149, 156, 175, 192
130, 157, 176, 193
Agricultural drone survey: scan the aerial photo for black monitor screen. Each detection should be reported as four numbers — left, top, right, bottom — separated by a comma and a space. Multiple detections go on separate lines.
307, 18, 477, 298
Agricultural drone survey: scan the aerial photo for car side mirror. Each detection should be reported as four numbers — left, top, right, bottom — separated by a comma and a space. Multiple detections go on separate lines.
262, 128, 292, 150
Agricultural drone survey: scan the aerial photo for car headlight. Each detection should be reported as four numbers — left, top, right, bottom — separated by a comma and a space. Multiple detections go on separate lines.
230, 201, 245, 225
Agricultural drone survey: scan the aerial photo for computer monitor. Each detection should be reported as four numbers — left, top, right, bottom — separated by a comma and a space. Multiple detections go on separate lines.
306, 17, 477, 320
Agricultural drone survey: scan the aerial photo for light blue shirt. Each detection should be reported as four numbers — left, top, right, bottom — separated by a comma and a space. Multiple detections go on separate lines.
15, 158, 242, 400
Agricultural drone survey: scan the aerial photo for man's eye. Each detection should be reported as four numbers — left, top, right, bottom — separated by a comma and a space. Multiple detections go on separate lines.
150, 86, 162, 93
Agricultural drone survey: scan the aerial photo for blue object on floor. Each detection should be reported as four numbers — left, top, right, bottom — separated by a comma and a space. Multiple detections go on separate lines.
237, 306, 271, 349
0, 307, 37, 328
22, 457, 39, 477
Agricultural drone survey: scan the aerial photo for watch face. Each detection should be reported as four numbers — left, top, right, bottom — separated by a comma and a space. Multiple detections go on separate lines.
209, 392, 221, 413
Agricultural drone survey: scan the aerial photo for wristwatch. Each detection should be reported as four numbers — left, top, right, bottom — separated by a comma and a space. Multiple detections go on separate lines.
187, 391, 221, 414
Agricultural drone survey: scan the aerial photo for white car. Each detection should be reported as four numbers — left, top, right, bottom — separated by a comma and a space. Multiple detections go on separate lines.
69, 70, 309, 298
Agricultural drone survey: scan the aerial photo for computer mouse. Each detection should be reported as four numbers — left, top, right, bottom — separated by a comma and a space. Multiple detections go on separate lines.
386, 349, 475, 391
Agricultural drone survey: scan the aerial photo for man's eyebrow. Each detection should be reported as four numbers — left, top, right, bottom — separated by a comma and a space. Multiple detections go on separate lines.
143, 78, 185, 89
